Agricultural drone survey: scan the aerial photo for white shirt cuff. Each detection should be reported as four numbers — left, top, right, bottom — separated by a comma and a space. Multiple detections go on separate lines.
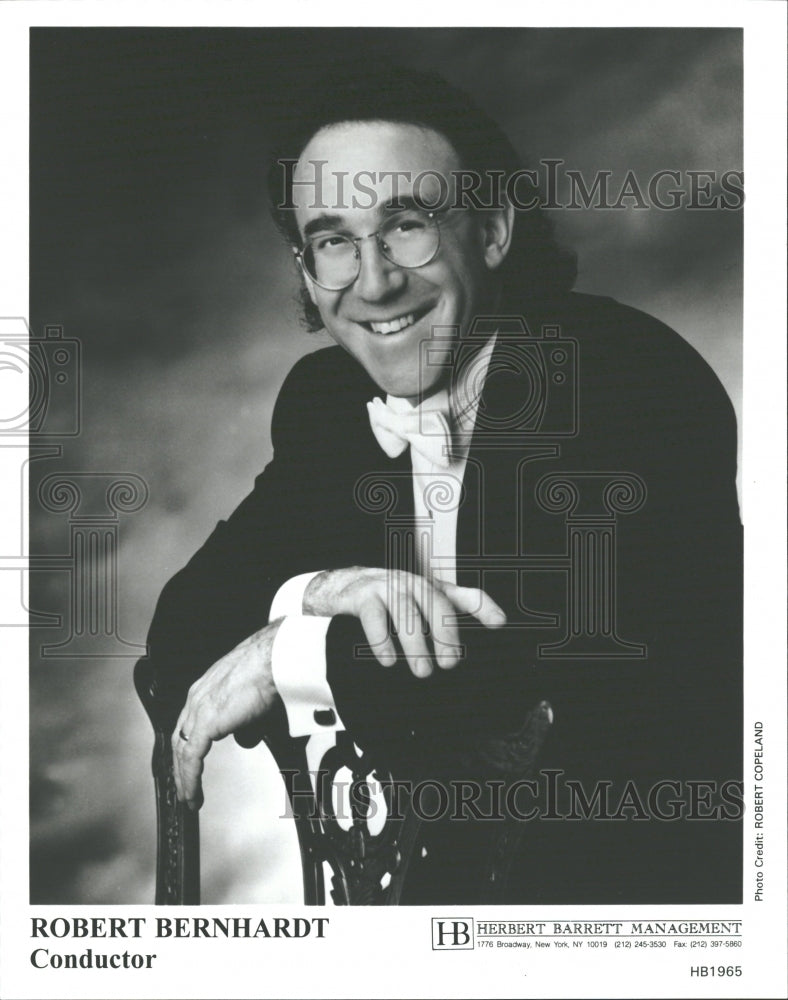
269, 571, 322, 621
271, 615, 345, 737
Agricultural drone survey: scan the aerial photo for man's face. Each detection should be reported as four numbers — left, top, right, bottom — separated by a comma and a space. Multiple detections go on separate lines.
292, 121, 504, 399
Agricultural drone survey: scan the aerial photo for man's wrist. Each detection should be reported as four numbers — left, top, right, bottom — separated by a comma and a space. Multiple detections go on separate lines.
302, 568, 339, 617
255, 618, 282, 700
269, 571, 323, 621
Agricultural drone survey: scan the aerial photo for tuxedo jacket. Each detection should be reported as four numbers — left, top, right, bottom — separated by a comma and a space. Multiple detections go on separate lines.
143, 291, 742, 904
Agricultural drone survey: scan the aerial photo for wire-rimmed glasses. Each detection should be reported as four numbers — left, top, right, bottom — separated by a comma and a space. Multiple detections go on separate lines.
293, 209, 443, 291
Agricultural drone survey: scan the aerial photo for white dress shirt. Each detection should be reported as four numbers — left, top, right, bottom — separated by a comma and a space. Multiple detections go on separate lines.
269, 334, 498, 738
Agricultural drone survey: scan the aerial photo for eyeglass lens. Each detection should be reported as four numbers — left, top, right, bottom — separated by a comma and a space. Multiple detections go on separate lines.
302, 211, 439, 290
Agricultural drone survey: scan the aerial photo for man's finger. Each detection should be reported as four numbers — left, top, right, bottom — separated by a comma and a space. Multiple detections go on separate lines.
172, 708, 192, 801
441, 583, 507, 628
173, 726, 212, 811
385, 572, 423, 638
392, 594, 433, 678
413, 585, 461, 668
359, 597, 397, 667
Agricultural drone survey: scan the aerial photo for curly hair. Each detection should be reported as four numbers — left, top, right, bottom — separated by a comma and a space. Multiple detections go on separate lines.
267, 62, 576, 331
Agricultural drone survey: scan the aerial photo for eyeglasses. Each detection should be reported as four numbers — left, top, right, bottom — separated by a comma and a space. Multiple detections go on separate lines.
293, 209, 443, 291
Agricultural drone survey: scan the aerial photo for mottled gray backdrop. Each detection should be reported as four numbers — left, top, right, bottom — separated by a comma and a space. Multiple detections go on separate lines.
29, 28, 742, 903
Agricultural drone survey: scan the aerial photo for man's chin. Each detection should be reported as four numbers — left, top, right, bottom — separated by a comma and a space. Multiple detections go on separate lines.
368, 336, 456, 400
374, 371, 447, 401
333, 315, 458, 398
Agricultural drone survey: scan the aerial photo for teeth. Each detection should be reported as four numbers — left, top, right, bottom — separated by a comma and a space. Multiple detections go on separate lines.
369, 313, 416, 335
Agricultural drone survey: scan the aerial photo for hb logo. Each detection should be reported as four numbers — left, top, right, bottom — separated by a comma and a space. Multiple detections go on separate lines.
431, 919, 474, 950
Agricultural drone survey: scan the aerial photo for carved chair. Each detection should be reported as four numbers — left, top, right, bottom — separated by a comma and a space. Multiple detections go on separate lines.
134, 657, 553, 905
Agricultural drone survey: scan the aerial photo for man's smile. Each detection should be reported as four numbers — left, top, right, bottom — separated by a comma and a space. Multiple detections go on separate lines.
358, 304, 435, 336
293, 121, 497, 396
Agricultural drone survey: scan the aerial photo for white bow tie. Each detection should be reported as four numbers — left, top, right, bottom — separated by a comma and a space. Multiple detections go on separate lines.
367, 395, 454, 469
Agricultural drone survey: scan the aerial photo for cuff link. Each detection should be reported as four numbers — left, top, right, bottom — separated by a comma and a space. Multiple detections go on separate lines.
313, 708, 337, 727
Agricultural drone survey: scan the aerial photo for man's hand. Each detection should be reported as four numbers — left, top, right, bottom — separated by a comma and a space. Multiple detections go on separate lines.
303, 567, 506, 677
172, 620, 281, 811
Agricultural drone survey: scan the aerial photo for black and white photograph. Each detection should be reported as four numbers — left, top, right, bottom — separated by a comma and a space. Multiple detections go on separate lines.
1, 5, 786, 999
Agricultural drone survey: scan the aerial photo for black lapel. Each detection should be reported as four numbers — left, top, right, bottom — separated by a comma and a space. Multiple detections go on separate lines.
455, 304, 565, 596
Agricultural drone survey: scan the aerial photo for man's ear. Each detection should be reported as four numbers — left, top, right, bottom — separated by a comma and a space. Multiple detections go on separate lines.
481, 200, 515, 271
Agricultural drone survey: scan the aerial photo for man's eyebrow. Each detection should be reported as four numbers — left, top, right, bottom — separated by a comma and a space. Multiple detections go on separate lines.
302, 214, 346, 239
301, 198, 436, 240
381, 195, 433, 213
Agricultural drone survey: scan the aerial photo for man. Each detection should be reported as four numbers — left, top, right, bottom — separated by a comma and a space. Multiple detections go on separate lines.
142, 65, 742, 903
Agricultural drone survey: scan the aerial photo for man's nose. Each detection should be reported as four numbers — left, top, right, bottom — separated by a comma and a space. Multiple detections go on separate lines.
353, 237, 406, 301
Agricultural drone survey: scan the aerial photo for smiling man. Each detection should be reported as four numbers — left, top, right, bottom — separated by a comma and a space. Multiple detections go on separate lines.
140, 64, 742, 905
289, 120, 510, 399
